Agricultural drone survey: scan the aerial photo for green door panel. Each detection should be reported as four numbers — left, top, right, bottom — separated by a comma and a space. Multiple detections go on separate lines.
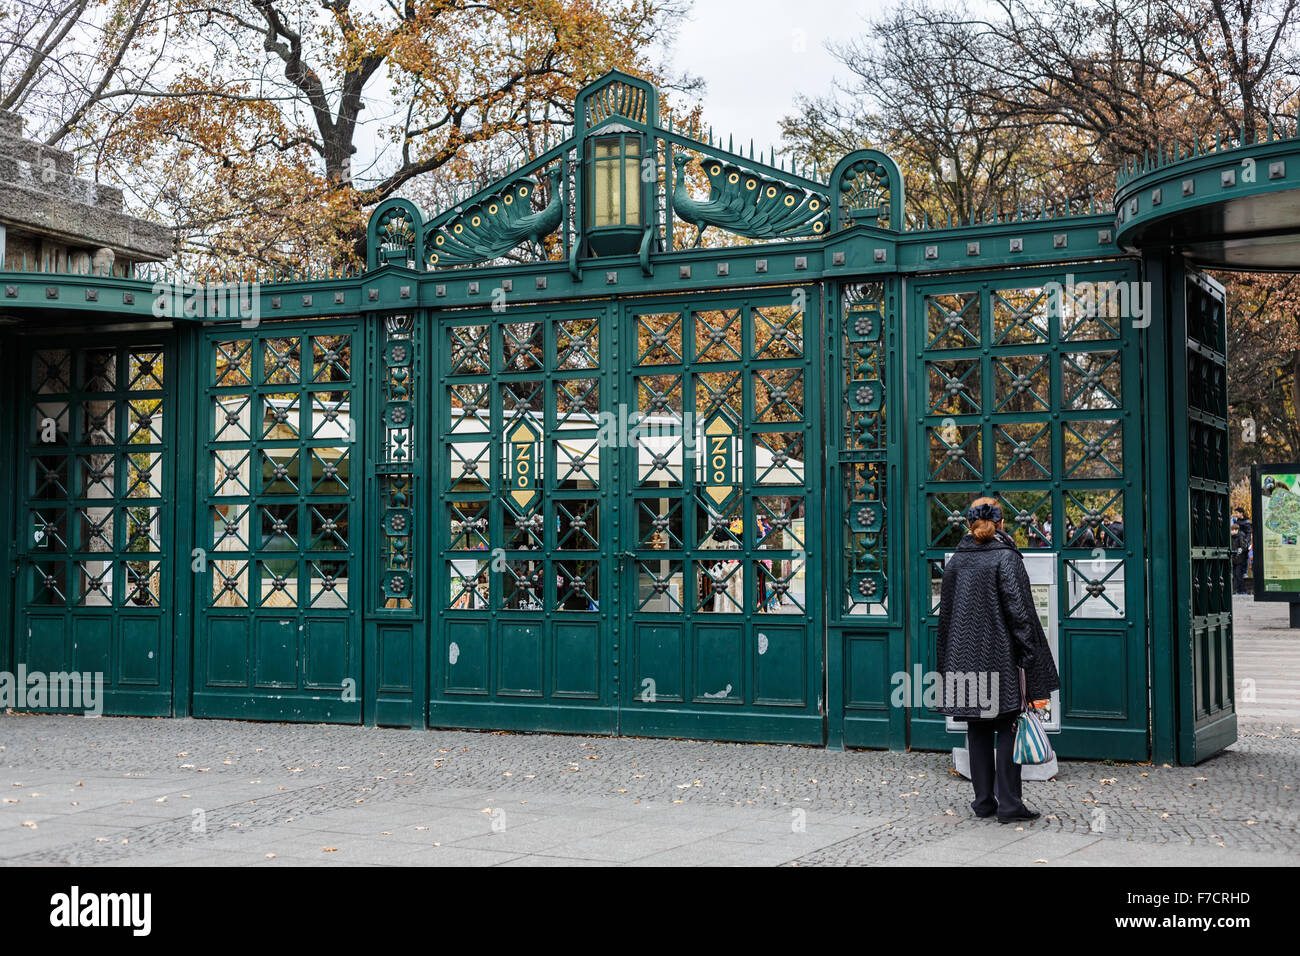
619, 290, 825, 745
906, 265, 1150, 760
194, 322, 361, 723
1175, 268, 1237, 763
12, 337, 175, 716
430, 304, 617, 735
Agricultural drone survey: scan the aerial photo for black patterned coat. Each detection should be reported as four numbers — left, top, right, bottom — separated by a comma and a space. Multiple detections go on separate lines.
934, 532, 1061, 717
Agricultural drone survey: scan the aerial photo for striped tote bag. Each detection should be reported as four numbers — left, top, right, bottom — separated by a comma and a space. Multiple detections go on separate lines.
1013, 707, 1053, 765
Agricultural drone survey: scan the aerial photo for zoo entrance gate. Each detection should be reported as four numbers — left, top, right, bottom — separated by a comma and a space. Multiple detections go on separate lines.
0, 73, 1247, 766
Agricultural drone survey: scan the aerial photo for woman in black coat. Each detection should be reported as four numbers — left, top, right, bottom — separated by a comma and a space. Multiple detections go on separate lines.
935, 497, 1061, 822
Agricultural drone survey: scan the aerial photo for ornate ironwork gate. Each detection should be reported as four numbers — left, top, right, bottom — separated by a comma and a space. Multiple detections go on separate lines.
194, 323, 362, 721
908, 264, 1150, 759
8, 70, 1287, 763
13, 338, 174, 714
432, 304, 616, 733
619, 290, 823, 743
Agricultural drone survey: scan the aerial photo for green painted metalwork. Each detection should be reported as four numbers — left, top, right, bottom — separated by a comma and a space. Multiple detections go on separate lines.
1170, 268, 1238, 762
670, 154, 830, 243
431, 302, 616, 733
12, 337, 175, 714
365, 310, 425, 728
830, 278, 905, 750
427, 171, 564, 267
367, 199, 425, 271
1, 71, 1277, 763
619, 289, 824, 743
830, 150, 903, 230
194, 322, 362, 722
906, 264, 1150, 759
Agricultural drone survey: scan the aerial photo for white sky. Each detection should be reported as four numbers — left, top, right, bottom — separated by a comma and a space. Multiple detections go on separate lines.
661, 0, 880, 150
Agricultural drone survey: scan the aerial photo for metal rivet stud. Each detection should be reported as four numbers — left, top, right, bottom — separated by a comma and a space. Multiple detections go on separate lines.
832, 251, 846, 266
794, 256, 807, 270
1182, 179, 1195, 196
535, 276, 547, 290
1097, 230, 1112, 244
1270, 161, 1286, 180
1009, 238, 1023, 252
85, 289, 98, 301
925, 245, 938, 259
334, 292, 345, 304
435, 284, 446, 297
1221, 170, 1236, 187
501, 279, 512, 292
45, 287, 57, 299
302, 294, 313, 307
1053, 234, 1067, 249
1151, 188, 1162, 205
874, 249, 887, 263
716, 262, 729, 276
679, 265, 691, 279
966, 242, 980, 256
271, 296, 281, 309
400, 285, 412, 298
368, 288, 379, 301
606, 271, 618, 285
755, 259, 767, 273
123, 292, 134, 305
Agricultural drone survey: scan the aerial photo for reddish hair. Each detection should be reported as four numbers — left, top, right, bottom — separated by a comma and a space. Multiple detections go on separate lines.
968, 496, 1000, 543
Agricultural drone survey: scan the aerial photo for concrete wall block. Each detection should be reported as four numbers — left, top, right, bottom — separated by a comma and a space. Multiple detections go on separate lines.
0, 110, 23, 138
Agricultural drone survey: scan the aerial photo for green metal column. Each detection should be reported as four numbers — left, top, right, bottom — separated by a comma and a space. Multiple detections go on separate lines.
1144, 253, 1179, 765
0, 331, 15, 679
828, 276, 906, 751
367, 309, 425, 728
1163, 260, 1237, 763
171, 321, 200, 717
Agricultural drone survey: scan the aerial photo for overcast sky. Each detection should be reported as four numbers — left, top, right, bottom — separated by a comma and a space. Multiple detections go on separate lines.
662, 0, 880, 150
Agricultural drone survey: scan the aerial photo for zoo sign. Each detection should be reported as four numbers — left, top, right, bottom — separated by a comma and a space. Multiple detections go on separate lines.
509, 419, 541, 511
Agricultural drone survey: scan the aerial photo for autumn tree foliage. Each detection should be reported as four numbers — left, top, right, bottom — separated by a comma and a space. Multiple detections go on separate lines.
1, 0, 694, 275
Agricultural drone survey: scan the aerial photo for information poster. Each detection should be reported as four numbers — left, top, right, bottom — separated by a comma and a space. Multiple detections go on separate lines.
1252, 464, 1300, 599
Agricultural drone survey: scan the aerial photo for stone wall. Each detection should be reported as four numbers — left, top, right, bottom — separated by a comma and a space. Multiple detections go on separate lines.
0, 110, 172, 274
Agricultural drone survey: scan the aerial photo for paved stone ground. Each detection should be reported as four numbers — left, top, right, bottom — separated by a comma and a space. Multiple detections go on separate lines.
0, 709, 1295, 866
1233, 594, 1300, 721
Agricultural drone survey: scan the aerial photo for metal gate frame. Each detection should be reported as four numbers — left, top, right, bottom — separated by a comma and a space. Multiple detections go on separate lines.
616, 287, 825, 744
8, 332, 178, 716
4, 70, 1283, 763
191, 320, 364, 723
903, 263, 1151, 760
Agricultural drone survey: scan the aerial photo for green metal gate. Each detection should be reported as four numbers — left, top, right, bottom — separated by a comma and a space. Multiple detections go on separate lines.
12, 337, 174, 715
908, 264, 1150, 759
427, 288, 823, 743
194, 322, 362, 721
432, 304, 617, 733
1170, 267, 1237, 762
619, 290, 824, 743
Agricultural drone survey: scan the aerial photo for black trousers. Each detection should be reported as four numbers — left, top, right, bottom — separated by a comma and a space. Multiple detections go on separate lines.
1233, 559, 1248, 594
966, 711, 1025, 818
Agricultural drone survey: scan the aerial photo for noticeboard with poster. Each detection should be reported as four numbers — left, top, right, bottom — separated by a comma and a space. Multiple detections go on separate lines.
1251, 463, 1300, 600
